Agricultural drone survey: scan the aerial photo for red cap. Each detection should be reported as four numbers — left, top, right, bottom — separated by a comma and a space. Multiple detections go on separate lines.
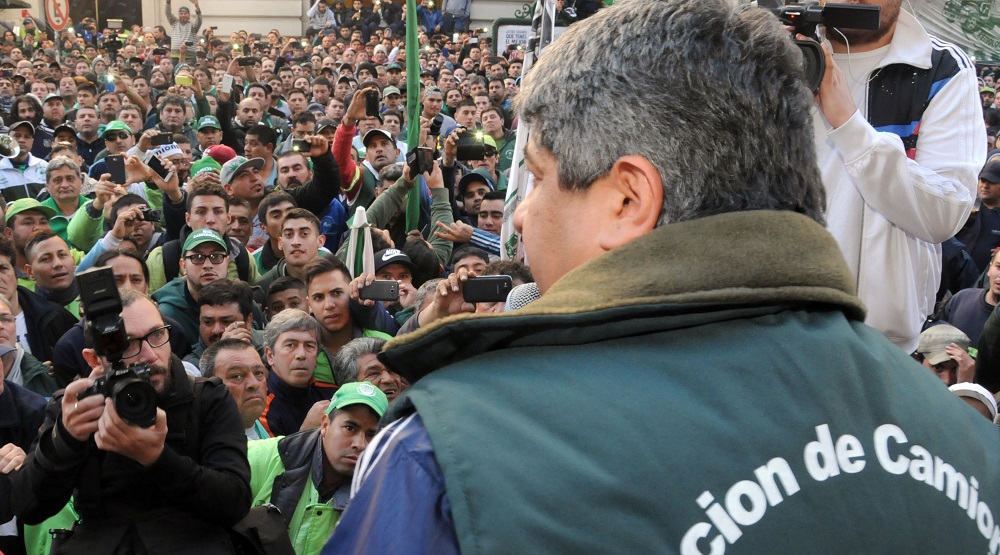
205, 144, 237, 165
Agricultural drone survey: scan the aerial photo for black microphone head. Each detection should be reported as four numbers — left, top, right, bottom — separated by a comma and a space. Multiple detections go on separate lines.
505, 282, 541, 311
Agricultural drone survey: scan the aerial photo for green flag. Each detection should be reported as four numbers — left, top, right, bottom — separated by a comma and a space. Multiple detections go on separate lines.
404, 0, 422, 231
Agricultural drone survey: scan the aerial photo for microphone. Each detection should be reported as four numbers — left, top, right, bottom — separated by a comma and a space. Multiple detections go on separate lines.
505, 282, 541, 311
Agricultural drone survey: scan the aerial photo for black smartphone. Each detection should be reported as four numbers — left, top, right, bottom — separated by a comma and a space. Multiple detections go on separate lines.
291, 139, 311, 153
463, 275, 513, 303
152, 47, 168, 56
150, 132, 172, 146
106, 154, 126, 185
359, 280, 399, 302
365, 89, 380, 117
184, 40, 195, 47
147, 155, 174, 184
406, 147, 434, 177
237, 57, 257, 67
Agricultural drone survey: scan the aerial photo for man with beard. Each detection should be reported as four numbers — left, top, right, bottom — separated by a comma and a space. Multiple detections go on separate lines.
12, 287, 251, 553
814, 0, 985, 352
201, 338, 270, 440
96, 91, 121, 124
40, 93, 65, 134
0, 121, 48, 203
152, 228, 231, 343
0, 75, 15, 121
247, 382, 385, 554
185, 279, 264, 370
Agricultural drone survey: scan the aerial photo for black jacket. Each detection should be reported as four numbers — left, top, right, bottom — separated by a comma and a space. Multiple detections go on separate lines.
12, 357, 251, 553
0, 380, 46, 555
19, 286, 78, 363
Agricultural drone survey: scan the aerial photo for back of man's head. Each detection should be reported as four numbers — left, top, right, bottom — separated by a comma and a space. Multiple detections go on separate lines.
516, 0, 824, 226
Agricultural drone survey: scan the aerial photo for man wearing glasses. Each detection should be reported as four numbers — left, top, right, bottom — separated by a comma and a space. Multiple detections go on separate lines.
153, 228, 231, 344
86, 121, 135, 181
12, 286, 251, 552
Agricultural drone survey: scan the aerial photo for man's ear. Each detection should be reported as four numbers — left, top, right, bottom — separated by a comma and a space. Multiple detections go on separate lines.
23, 263, 33, 280
82, 347, 102, 372
595, 155, 663, 252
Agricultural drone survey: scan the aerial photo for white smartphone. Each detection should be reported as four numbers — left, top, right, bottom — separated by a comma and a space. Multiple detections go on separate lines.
220, 74, 234, 95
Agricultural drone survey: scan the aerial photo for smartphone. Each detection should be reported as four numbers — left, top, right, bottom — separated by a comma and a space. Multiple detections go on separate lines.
152, 47, 168, 56
220, 74, 234, 95
463, 275, 513, 303
359, 280, 399, 302
106, 154, 126, 185
150, 132, 172, 146
184, 40, 195, 47
291, 139, 310, 153
469, 37, 478, 45
147, 155, 174, 184
365, 89, 380, 117
237, 57, 256, 67
175, 75, 193, 87
104, 75, 115, 93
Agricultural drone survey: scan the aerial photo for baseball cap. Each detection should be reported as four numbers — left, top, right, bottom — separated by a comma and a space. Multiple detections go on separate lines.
916, 324, 970, 366
182, 228, 227, 253
8, 120, 33, 135
980, 159, 1000, 183
53, 122, 76, 137
949, 382, 999, 421
42, 92, 63, 104
374, 248, 415, 274
190, 155, 222, 177
387, 62, 402, 72
362, 128, 394, 147
307, 102, 326, 113
196, 115, 222, 131
983, 87, 996, 95
383, 86, 401, 97
205, 144, 238, 165
6, 198, 56, 222
101, 120, 132, 137
458, 168, 496, 198
22, 17, 32, 24
316, 118, 337, 134
337, 75, 356, 85
325, 381, 388, 417
220, 156, 265, 185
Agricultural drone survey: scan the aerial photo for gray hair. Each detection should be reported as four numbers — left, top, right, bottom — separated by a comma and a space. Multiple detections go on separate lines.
45, 157, 82, 184
200, 337, 258, 378
263, 308, 320, 350
332, 336, 387, 386
515, 0, 825, 226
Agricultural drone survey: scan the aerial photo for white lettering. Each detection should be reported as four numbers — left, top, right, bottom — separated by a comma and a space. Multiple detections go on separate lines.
908, 445, 934, 486
804, 424, 840, 481
725, 480, 768, 527
697, 492, 741, 543
933, 457, 969, 507
680, 522, 724, 555
873, 424, 908, 475
980, 502, 995, 539
753, 457, 800, 506
835, 434, 866, 474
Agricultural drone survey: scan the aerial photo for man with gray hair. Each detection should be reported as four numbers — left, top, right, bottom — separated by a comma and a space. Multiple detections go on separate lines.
332, 337, 408, 402
325, 1, 1000, 553
258, 308, 337, 437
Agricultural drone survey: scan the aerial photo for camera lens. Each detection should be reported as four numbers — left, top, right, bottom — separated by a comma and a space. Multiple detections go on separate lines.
111, 377, 157, 428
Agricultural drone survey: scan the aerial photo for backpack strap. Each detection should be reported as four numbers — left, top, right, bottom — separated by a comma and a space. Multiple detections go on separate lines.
163, 239, 182, 282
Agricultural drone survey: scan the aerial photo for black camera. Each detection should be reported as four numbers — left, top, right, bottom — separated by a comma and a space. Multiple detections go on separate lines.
455, 128, 485, 161
139, 207, 161, 223
407, 147, 434, 177
770, 1, 880, 91
429, 114, 443, 136
291, 138, 311, 153
103, 31, 123, 53
76, 267, 158, 428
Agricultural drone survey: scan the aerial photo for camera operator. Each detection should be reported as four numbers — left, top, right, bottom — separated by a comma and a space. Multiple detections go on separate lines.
11, 287, 251, 553
810, 0, 985, 352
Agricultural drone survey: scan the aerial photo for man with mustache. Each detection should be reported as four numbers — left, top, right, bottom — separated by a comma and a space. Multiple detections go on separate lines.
152, 229, 230, 344
12, 287, 251, 553
201, 337, 271, 440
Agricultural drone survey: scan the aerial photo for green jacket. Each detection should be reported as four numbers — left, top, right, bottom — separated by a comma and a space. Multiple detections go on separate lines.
380, 210, 1000, 554
248, 429, 348, 555
41, 195, 87, 248
66, 199, 105, 252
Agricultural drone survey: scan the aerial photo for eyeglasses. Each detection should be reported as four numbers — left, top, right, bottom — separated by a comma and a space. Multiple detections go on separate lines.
105, 131, 130, 141
185, 252, 227, 265
483, 147, 497, 157
123, 325, 171, 359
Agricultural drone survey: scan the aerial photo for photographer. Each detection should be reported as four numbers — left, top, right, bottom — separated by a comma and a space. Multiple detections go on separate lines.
11, 287, 250, 553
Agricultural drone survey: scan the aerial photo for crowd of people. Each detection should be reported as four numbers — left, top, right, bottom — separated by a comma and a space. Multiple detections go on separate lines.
0, 0, 994, 552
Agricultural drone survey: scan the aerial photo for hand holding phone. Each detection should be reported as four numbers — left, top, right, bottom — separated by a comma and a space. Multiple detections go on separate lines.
359, 280, 400, 302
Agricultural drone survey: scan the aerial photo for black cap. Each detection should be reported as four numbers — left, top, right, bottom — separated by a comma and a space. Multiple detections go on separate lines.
373, 248, 415, 274
980, 159, 1000, 183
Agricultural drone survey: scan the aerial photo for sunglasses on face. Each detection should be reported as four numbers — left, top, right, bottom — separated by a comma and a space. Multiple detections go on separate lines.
106, 131, 130, 141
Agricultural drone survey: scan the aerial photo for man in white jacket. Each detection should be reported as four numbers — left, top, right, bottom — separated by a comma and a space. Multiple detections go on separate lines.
815, 0, 985, 352
307, 0, 339, 40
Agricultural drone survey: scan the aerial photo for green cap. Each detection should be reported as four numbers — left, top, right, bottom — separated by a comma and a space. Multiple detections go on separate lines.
190, 155, 222, 177
325, 381, 388, 417
196, 115, 222, 131
182, 228, 227, 253
101, 120, 133, 137
5, 198, 56, 222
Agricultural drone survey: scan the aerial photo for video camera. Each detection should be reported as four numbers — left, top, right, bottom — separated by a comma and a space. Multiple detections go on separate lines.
76, 267, 158, 428
770, 1, 880, 91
